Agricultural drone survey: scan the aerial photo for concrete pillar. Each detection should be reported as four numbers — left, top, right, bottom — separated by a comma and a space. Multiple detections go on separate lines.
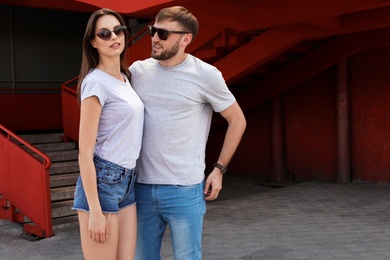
270, 94, 288, 182
336, 60, 351, 183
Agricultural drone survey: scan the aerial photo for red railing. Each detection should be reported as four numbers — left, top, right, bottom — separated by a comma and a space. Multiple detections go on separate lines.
62, 77, 80, 142
0, 124, 53, 238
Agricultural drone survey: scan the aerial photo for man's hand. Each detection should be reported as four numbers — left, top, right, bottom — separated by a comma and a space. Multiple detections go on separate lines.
204, 169, 223, 201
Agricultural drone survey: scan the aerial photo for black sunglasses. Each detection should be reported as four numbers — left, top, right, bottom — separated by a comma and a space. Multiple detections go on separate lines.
148, 25, 190, 41
94, 25, 127, 41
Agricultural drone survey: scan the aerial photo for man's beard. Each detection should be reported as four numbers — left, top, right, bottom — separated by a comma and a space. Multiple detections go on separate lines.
151, 40, 180, 60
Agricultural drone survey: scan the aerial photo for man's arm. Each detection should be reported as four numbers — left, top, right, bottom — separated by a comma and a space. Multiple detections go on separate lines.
204, 101, 246, 201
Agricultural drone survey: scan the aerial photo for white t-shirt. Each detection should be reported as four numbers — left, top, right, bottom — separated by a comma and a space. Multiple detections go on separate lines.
130, 54, 235, 185
81, 69, 144, 169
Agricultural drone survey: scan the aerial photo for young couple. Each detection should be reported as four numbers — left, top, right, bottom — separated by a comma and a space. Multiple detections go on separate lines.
72, 6, 246, 260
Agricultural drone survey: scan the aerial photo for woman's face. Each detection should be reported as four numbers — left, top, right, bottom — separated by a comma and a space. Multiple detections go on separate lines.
90, 14, 126, 58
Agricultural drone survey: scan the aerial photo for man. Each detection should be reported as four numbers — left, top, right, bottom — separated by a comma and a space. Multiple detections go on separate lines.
130, 6, 246, 260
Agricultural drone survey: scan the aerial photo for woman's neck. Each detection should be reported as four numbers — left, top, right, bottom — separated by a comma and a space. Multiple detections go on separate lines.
97, 58, 124, 81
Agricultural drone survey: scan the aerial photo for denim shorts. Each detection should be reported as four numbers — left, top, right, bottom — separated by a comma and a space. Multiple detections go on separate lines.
72, 154, 136, 214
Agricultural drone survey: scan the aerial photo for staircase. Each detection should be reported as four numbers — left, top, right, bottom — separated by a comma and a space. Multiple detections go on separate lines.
20, 132, 79, 227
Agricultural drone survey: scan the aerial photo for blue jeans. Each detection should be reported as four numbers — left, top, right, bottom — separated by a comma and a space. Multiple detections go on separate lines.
135, 182, 206, 260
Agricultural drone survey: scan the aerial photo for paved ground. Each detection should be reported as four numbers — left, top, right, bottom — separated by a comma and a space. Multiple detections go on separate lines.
1, 176, 390, 259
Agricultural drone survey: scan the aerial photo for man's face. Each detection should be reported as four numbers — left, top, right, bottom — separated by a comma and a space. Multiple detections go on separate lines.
149, 21, 187, 61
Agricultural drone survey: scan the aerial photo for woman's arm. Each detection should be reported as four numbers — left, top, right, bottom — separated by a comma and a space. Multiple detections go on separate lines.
78, 96, 108, 243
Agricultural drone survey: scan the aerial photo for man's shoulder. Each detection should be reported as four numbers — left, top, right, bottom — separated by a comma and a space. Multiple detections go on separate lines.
188, 54, 220, 73
133, 57, 155, 66
130, 58, 155, 72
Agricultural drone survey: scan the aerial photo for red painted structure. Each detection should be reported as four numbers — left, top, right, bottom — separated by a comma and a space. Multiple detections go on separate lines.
0, 124, 53, 237
1, 2, 390, 236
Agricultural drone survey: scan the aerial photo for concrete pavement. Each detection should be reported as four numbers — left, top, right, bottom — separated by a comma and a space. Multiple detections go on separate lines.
1, 176, 390, 259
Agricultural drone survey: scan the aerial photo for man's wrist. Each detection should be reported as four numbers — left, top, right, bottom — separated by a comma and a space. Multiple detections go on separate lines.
213, 162, 227, 174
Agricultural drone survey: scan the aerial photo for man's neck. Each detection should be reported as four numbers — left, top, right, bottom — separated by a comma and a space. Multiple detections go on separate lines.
158, 53, 188, 67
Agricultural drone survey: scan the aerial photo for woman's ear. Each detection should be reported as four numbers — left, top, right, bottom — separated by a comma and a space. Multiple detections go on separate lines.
90, 39, 97, 48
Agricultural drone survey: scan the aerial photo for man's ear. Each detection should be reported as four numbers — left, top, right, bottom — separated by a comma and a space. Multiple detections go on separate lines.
182, 33, 193, 46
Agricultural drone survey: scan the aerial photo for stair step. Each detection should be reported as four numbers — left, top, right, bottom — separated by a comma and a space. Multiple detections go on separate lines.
46, 150, 79, 162
51, 186, 75, 201
52, 200, 77, 218
52, 215, 78, 231
50, 173, 79, 188
21, 142, 77, 157
13, 132, 81, 228
50, 161, 79, 175
19, 133, 63, 144
34, 142, 77, 153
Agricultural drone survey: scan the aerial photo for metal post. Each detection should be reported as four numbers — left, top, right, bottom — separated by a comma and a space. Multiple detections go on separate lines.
336, 60, 351, 183
270, 94, 288, 182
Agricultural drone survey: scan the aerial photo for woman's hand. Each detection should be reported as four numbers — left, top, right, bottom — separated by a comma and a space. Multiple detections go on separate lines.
88, 211, 109, 243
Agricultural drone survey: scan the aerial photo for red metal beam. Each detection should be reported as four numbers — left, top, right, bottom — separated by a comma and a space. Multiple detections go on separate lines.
75, 0, 173, 15
236, 27, 390, 112
7, 0, 390, 27
184, 0, 390, 30
214, 25, 308, 85
0, 0, 97, 12
215, 6, 390, 85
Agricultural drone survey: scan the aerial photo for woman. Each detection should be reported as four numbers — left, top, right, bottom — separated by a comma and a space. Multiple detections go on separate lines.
72, 8, 144, 260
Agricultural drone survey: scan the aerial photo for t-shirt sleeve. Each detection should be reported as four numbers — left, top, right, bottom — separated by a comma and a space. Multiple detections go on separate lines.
202, 67, 236, 113
80, 74, 108, 107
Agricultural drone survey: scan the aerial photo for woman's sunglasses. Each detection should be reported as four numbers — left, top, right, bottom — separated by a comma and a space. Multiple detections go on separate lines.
148, 25, 190, 41
94, 25, 127, 41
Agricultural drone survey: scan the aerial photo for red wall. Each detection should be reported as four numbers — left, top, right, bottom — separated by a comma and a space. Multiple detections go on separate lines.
210, 46, 390, 184
207, 101, 273, 180
350, 47, 390, 183
283, 68, 337, 182
0, 93, 63, 132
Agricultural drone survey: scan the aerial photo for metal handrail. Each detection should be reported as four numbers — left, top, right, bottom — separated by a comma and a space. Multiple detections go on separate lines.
62, 77, 78, 95
0, 124, 53, 238
0, 124, 51, 169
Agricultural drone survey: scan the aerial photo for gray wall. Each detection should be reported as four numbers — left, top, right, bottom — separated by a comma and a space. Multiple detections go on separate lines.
0, 5, 89, 91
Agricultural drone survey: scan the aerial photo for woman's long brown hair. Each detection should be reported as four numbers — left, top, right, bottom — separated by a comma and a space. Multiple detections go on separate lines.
76, 8, 130, 103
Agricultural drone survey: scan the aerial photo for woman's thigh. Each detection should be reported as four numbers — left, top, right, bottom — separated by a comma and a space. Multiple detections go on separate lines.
117, 204, 137, 260
78, 211, 119, 260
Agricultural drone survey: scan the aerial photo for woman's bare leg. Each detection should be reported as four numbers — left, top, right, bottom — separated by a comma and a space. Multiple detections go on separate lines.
117, 204, 137, 260
78, 211, 119, 260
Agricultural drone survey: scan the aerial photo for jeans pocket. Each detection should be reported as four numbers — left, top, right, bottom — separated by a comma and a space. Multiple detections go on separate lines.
96, 163, 124, 184
118, 170, 135, 203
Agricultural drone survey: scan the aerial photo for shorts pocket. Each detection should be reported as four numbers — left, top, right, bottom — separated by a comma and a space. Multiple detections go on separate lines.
95, 163, 125, 184
121, 170, 136, 202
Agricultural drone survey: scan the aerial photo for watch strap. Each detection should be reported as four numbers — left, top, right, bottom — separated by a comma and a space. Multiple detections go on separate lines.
213, 162, 227, 174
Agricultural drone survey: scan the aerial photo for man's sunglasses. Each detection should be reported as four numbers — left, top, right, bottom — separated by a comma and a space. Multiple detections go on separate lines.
94, 25, 127, 41
148, 25, 190, 41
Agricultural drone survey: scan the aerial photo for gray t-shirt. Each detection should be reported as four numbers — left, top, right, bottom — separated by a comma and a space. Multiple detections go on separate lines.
81, 69, 144, 169
130, 54, 235, 185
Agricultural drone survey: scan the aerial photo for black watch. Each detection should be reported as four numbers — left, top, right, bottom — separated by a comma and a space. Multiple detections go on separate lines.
213, 162, 227, 174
